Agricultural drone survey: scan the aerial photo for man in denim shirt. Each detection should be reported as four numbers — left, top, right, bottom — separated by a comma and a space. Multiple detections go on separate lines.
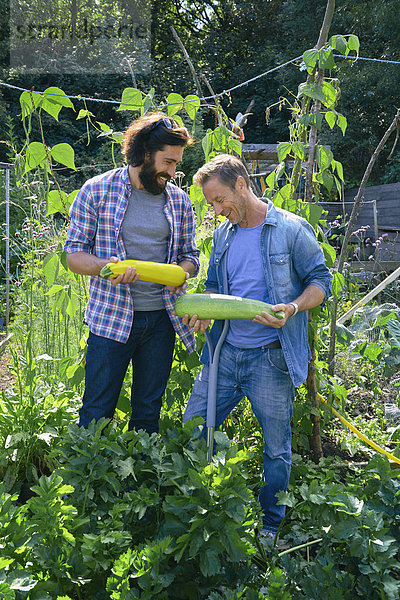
182, 154, 332, 537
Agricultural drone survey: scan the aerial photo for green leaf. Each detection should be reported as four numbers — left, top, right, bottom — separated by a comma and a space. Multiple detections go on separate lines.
167, 93, 184, 116
329, 35, 347, 55
19, 91, 43, 119
97, 122, 111, 132
318, 47, 336, 70
325, 111, 336, 129
46, 190, 69, 216
346, 34, 360, 56
336, 113, 347, 135
227, 137, 242, 156
387, 318, 400, 348
8, 571, 37, 591
24, 141, 47, 173
201, 129, 213, 160
77, 109, 94, 120
51, 143, 76, 171
184, 94, 200, 120
302, 48, 319, 74
335, 323, 355, 344
292, 141, 306, 160
199, 548, 220, 577
321, 81, 337, 108
321, 242, 336, 267
334, 175, 342, 197
298, 113, 323, 130
42, 252, 59, 286
277, 142, 292, 162
332, 272, 345, 298
321, 171, 334, 192
364, 342, 382, 362
265, 170, 276, 189
117, 87, 143, 111
142, 94, 153, 115
332, 159, 344, 181
297, 82, 326, 104
42, 87, 74, 121
316, 145, 333, 171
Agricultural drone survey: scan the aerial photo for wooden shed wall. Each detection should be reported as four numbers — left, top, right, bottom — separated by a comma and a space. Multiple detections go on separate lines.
321, 183, 400, 262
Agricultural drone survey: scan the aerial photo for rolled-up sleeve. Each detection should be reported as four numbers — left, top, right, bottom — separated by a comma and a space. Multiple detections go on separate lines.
64, 183, 97, 254
177, 201, 200, 275
204, 241, 219, 292
293, 220, 332, 303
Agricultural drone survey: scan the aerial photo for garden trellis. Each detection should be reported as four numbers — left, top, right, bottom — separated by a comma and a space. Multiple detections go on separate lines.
0, 162, 14, 333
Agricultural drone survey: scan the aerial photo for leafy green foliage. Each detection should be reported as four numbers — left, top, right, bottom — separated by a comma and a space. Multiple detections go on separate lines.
0, 419, 263, 599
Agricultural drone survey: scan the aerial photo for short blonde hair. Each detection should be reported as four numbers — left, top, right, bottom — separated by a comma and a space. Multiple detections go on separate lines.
194, 154, 250, 190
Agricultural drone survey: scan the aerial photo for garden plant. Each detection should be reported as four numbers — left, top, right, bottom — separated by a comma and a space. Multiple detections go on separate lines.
0, 1, 400, 597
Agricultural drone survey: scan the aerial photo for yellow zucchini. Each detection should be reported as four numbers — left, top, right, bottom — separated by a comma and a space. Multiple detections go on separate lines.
100, 260, 186, 286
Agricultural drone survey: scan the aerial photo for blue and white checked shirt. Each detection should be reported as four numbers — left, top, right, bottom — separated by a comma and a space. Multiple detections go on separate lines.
64, 166, 200, 352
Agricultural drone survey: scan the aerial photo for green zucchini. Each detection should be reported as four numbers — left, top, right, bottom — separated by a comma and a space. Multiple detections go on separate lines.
174, 293, 285, 320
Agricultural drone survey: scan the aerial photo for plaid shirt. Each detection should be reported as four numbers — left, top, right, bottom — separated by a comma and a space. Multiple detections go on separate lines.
64, 166, 200, 352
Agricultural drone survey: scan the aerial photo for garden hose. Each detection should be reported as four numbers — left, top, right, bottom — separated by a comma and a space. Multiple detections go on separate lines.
317, 393, 400, 466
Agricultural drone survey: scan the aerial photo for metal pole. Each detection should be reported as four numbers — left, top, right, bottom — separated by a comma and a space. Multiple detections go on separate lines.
205, 320, 229, 463
0, 163, 14, 334
372, 199, 379, 262
5, 168, 10, 332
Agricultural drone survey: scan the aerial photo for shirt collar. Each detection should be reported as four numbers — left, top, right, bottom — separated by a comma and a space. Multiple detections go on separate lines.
225, 198, 278, 231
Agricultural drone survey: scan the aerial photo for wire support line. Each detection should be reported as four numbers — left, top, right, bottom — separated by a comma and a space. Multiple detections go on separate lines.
1, 52, 399, 108
333, 54, 400, 65
318, 200, 376, 204
0, 54, 303, 107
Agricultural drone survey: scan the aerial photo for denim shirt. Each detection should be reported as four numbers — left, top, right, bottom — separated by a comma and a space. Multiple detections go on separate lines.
201, 200, 332, 387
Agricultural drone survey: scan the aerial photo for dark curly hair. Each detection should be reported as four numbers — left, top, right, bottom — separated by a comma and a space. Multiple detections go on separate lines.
121, 112, 194, 166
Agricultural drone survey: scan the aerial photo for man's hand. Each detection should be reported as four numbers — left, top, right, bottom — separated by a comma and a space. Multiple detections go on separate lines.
109, 256, 140, 286
167, 263, 190, 295
253, 303, 295, 329
181, 313, 211, 334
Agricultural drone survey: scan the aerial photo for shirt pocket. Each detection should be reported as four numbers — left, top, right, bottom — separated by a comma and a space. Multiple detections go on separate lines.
269, 253, 291, 287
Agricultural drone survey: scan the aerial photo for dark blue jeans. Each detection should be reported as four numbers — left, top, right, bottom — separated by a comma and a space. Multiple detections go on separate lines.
184, 342, 295, 533
79, 310, 176, 434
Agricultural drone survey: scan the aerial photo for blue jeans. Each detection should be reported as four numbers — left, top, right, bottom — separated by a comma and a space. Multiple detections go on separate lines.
183, 341, 295, 532
79, 310, 175, 434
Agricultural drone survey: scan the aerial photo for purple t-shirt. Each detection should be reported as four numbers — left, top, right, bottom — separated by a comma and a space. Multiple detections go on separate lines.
226, 223, 279, 348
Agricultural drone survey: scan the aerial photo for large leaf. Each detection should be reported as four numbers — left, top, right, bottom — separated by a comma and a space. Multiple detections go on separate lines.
117, 87, 143, 111
316, 145, 333, 171
46, 190, 69, 216
24, 142, 47, 173
387, 319, 400, 348
42, 252, 59, 286
19, 91, 43, 119
329, 35, 347, 55
332, 272, 345, 298
277, 142, 292, 162
51, 143, 76, 170
302, 48, 319, 74
321, 242, 336, 268
297, 82, 326, 104
183, 94, 200, 120
167, 93, 183, 116
42, 87, 74, 121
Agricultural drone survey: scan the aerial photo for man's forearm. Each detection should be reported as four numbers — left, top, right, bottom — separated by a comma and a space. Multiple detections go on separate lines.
288, 284, 325, 315
178, 259, 196, 277
66, 252, 108, 276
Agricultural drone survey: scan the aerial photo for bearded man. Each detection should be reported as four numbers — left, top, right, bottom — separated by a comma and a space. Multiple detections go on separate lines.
65, 113, 199, 433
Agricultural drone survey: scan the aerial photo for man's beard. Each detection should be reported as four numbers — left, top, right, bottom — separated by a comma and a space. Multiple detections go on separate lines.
139, 157, 170, 195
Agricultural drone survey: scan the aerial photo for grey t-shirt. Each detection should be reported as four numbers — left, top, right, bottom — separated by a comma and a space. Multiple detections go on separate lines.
121, 186, 170, 311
